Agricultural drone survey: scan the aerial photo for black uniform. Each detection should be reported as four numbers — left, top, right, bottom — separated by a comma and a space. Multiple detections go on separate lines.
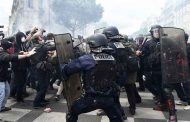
103, 26, 139, 116
11, 32, 30, 102
0, 48, 18, 81
142, 37, 176, 117
183, 35, 190, 105
61, 54, 123, 122
142, 38, 164, 100
60, 34, 123, 122
30, 41, 55, 107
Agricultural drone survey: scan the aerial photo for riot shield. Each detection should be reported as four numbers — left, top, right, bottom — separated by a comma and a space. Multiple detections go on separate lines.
54, 33, 82, 110
160, 27, 190, 84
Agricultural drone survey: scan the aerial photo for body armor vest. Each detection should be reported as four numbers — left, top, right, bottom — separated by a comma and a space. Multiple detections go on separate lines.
83, 53, 118, 96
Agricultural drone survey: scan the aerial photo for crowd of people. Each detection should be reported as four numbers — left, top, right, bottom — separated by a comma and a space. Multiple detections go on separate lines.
0, 25, 189, 122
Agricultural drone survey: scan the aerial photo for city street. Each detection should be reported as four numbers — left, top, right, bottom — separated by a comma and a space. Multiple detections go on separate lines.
0, 0, 190, 122
1, 89, 190, 122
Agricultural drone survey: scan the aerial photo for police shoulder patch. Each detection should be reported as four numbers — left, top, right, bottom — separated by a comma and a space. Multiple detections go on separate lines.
113, 42, 125, 48
92, 53, 115, 61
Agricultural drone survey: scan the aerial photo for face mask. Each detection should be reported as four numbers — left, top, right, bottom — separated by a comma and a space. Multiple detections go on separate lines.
21, 37, 26, 42
48, 39, 54, 42
49, 42, 55, 45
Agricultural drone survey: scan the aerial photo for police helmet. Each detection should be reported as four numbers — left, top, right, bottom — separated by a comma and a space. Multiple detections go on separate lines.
102, 26, 119, 38
149, 25, 162, 34
86, 34, 108, 48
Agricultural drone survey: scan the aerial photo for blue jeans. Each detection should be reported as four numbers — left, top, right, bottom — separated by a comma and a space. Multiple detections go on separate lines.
0, 81, 10, 111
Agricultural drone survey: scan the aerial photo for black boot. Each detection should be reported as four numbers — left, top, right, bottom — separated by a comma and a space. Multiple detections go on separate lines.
125, 84, 136, 115
122, 113, 127, 120
129, 107, 136, 115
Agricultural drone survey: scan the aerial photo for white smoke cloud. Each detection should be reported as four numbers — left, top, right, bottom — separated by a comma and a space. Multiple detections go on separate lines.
96, 0, 165, 34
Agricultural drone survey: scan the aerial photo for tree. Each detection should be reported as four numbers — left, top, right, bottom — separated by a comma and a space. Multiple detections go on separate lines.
51, 0, 103, 37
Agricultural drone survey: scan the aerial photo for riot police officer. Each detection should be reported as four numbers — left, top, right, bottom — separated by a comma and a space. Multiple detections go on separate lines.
103, 26, 140, 116
183, 33, 190, 110
136, 25, 177, 122
60, 34, 123, 122
137, 25, 165, 105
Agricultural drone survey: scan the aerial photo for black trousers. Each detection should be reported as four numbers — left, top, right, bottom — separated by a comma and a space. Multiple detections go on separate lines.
33, 69, 50, 105
10, 72, 16, 97
113, 93, 125, 116
137, 69, 145, 90
67, 95, 123, 122
124, 84, 141, 109
183, 82, 190, 104
10, 70, 27, 101
27, 67, 37, 89
144, 72, 165, 103
173, 83, 186, 101
144, 72, 176, 116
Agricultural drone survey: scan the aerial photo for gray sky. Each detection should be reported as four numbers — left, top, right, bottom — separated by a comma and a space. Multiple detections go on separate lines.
96, 0, 165, 34
0, 0, 165, 34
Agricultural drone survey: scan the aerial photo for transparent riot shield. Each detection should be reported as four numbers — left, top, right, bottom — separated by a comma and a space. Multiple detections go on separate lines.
160, 27, 190, 84
54, 33, 82, 110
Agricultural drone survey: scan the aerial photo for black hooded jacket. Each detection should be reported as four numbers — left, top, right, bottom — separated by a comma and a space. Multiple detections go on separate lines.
0, 47, 18, 81
12, 32, 30, 71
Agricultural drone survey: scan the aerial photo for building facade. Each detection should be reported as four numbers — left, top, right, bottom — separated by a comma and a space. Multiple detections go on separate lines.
135, 0, 190, 35
8, 0, 62, 35
174, 0, 190, 32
